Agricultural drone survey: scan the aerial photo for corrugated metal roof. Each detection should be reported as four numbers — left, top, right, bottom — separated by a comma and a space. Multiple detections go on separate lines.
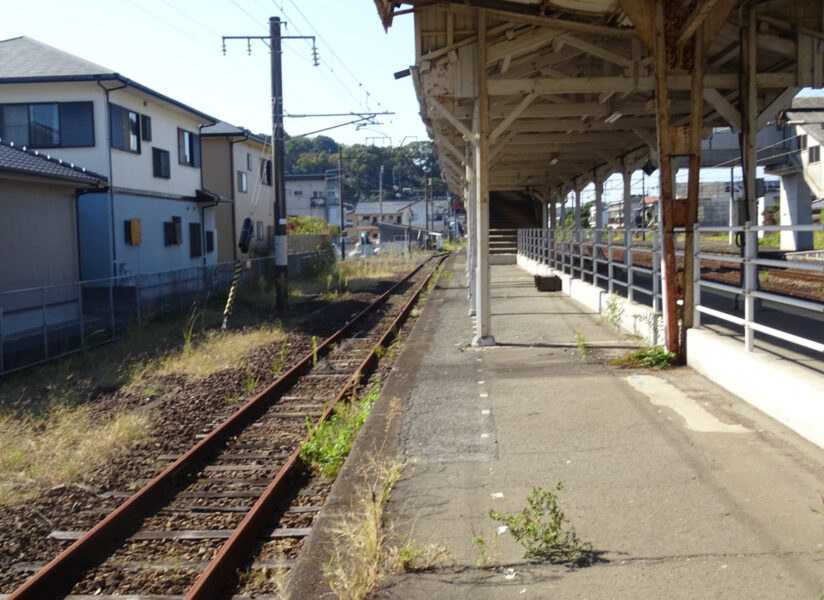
0, 140, 106, 185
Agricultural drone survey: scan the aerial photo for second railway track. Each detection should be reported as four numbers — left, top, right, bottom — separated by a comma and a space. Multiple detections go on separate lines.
4, 253, 447, 600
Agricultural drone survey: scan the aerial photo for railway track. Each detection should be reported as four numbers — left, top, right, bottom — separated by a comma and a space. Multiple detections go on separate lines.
564, 243, 824, 302
4, 254, 447, 600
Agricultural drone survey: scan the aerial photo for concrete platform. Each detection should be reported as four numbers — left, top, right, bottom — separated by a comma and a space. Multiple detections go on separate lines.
289, 252, 824, 599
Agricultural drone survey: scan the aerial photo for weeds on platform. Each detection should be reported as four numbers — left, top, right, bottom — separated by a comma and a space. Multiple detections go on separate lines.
324, 455, 451, 599
611, 345, 675, 370
471, 532, 501, 568
300, 380, 380, 478
490, 484, 592, 562
574, 333, 588, 358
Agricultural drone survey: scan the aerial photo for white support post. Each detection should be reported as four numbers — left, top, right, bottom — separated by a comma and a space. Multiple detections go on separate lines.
594, 176, 604, 246
744, 221, 756, 351
693, 224, 702, 328
622, 168, 632, 255
575, 187, 583, 277
466, 148, 477, 317
472, 9, 494, 346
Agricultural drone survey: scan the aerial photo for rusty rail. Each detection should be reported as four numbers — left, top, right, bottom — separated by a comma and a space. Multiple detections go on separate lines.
185, 253, 447, 599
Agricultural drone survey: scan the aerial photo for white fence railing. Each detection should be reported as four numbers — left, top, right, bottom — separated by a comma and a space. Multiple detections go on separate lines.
693, 223, 824, 355
518, 224, 824, 357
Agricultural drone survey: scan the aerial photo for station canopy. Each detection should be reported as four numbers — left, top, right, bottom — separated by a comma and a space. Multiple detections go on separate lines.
374, 0, 824, 196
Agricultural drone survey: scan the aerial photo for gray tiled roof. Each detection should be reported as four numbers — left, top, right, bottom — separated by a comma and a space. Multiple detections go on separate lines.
0, 140, 106, 185
0, 36, 217, 123
0, 36, 113, 78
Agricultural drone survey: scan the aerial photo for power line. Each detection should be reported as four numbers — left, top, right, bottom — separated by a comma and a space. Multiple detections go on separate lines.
285, 0, 385, 112
229, 0, 267, 31
123, 0, 215, 53
273, 1, 385, 116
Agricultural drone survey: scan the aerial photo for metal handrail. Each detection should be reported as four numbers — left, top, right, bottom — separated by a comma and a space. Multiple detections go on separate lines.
517, 222, 824, 356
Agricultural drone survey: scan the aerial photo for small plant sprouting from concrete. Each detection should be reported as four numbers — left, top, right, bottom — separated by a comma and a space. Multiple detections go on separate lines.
312, 336, 319, 366
611, 345, 676, 370
601, 295, 624, 329
471, 532, 501, 568
574, 333, 588, 358
490, 484, 592, 562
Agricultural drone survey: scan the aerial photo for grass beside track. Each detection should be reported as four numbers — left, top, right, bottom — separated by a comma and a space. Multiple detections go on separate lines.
0, 252, 431, 508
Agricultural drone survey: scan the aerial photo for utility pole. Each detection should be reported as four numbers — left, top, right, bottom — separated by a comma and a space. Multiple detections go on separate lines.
425, 176, 431, 249
222, 19, 318, 313
270, 17, 287, 312
338, 145, 345, 260
378, 164, 384, 243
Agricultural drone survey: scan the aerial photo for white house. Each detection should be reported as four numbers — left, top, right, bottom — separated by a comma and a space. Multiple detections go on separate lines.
285, 173, 328, 221
0, 36, 220, 280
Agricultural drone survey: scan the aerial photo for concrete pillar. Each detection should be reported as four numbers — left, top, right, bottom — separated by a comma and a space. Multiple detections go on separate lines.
549, 195, 557, 230
779, 173, 814, 250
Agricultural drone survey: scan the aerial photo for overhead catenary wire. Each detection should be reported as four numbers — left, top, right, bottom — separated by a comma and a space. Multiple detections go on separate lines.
272, 0, 388, 118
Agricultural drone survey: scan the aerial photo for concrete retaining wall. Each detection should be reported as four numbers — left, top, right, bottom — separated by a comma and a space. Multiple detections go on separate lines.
687, 328, 824, 449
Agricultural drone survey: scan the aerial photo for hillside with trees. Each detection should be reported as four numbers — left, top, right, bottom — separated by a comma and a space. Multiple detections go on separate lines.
283, 135, 447, 204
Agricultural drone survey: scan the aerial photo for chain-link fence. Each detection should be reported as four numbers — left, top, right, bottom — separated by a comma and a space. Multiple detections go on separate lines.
0, 241, 333, 375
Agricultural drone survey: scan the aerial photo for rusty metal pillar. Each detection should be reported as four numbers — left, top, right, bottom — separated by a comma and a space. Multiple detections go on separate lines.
649, 1, 706, 360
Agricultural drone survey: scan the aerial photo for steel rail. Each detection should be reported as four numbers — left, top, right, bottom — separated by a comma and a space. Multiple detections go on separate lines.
185, 253, 447, 599
7, 255, 443, 600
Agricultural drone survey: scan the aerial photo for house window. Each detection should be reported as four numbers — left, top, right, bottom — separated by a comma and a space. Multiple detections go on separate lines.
0, 101, 94, 147
110, 103, 140, 153
205, 230, 215, 253
164, 216, 183, 246
238, 171, 248, 193
247, 153, 253, 170
140, 114, 152, 142
800, 134, 808, 150
256, 220, 264, 241
124, 219, 142, 245
152, 148, 170, 178
810, 145, 820, 164
293, 190, 303, 196
261, 159, 272, 185
189, 223, 203, 258
177, 128, 201, 167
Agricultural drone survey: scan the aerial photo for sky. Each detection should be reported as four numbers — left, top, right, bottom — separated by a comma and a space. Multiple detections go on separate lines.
0, 0, 428, 146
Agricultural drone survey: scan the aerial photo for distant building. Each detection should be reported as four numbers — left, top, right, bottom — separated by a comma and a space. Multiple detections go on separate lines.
351, 197, 451, 242
201, 122, 273, 261
285, 173, 329, 221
